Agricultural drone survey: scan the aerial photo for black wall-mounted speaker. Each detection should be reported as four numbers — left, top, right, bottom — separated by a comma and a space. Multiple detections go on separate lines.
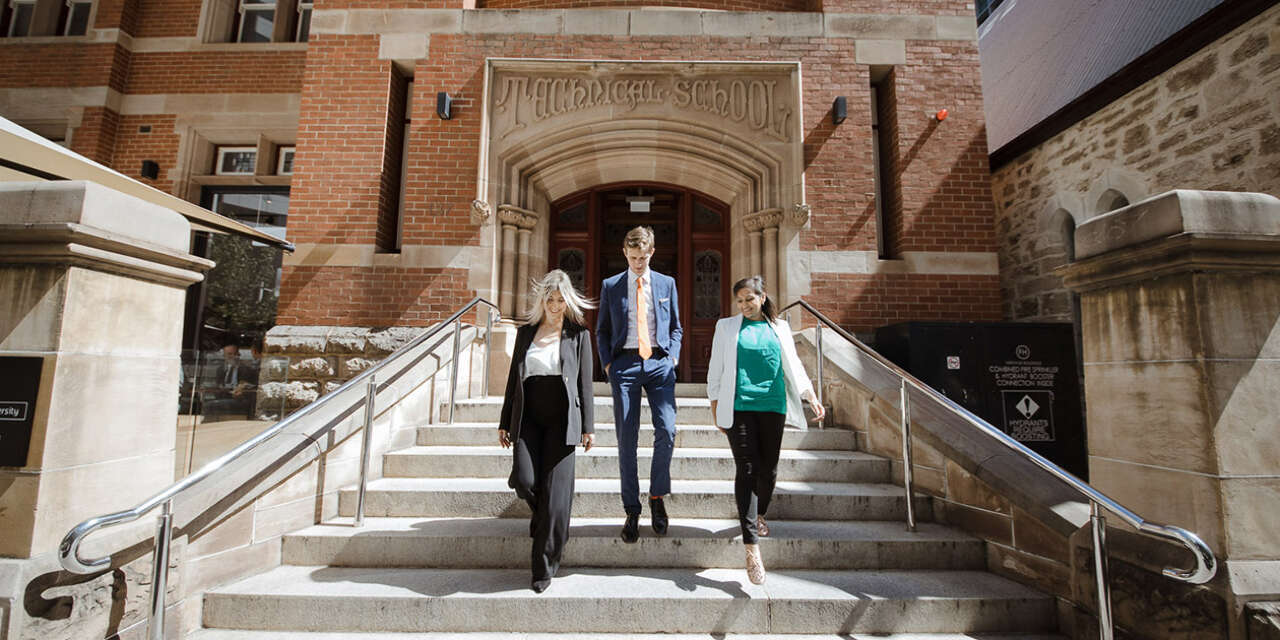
832, 96, 847, 125
436, 92, 453, 120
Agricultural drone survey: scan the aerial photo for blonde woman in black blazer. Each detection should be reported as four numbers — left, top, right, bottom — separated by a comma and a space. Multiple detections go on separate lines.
498, 269, 596, 593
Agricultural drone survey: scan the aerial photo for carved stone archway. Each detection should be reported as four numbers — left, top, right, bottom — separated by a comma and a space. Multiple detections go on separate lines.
475, 59, 807, 315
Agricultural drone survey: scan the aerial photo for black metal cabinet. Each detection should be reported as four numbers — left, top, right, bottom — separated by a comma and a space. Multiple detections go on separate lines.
874, 322, 1087, 480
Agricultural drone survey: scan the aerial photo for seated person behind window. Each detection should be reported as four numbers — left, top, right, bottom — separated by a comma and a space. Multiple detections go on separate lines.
203, 343, 256, 420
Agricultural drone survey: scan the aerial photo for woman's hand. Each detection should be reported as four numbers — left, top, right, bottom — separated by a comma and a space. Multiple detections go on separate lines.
803, 392, 826, 422
498, 429, 511, 448
710, 400, 728, 432
581, 432, 595, 452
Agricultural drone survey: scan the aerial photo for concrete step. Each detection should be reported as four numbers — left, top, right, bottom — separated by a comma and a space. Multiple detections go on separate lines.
202, 566, 1057, 634
338, 478, 931, 521
384, 446, 888, 483
191, 631, 1067, 640
282, 517, 984, 571
419, 422, 856, 451
594, 381, 708, 397
449, 396, 714, 425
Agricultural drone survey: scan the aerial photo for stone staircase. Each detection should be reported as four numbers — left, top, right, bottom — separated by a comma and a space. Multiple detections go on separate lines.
191, 381, 1064, 639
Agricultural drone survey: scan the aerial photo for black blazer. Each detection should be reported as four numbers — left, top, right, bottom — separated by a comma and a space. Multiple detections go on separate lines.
498, 320, 595, 447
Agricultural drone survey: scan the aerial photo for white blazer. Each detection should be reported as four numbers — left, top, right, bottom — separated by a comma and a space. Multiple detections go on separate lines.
705, 314, 815, 429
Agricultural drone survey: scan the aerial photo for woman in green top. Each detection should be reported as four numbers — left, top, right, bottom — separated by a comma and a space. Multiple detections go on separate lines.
705, 276, 825, 584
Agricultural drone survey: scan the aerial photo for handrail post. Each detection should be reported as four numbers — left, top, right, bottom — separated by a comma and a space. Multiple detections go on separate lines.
814, 322, 824, 429
1092, 501, 1115, 640
482, 308, 493, 397
146, 500, 173, 640
900, 379, 917, 532
448, 317, 462, 424
354, 377, 377, 527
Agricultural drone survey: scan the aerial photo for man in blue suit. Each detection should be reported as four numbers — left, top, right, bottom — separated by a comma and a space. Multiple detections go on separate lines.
596, 225, 682, 543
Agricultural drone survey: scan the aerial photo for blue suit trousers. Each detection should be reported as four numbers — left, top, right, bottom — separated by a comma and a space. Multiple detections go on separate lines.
609, 352, 677, 515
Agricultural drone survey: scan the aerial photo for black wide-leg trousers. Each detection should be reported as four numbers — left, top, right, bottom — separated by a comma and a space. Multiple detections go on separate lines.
725, 409, 786, 544
511, 375, 576, 581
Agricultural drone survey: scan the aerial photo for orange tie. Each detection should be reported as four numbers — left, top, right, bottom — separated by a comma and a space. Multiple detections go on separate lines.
636, 277, 652, 360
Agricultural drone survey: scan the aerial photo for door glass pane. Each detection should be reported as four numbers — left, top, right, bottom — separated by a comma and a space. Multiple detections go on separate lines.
694, 250, 722, 320
557, 248, 586, 292
693, 201, 722, 228
557, 202, 587, 228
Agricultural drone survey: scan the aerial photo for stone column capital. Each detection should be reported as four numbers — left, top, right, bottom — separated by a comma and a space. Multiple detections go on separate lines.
497, 204, 539, 229
743, 208, 783, 232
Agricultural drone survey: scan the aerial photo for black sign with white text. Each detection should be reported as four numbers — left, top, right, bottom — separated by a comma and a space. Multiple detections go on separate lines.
0, 356, 43, 468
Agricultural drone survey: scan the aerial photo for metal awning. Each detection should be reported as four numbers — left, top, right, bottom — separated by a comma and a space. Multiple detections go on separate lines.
1, 116, 294, 251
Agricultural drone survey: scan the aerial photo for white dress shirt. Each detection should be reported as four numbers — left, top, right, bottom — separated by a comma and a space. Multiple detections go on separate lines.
524, 337, 562, 376
623, 268, 659, 350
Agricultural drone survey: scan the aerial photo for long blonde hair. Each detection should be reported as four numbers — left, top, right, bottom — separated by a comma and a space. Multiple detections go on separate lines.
525, 269, 596, 326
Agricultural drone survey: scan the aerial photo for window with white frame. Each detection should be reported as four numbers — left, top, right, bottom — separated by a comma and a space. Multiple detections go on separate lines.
236, 0, 274, 43
5, 1, 37, 37
276, 146, 295, 175
2, 0, 91, 37
215, 146, 258, 175
63, 0, 90, 35
294, 0, 310, 42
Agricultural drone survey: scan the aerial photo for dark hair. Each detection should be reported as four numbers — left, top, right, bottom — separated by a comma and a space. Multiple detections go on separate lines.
732, 275, 777, 324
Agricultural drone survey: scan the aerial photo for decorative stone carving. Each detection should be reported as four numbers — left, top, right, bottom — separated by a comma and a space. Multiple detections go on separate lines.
470, 199, 492, 226
789, 202, 811, 227
743, 208, 784, 232
497, 204, 539, 229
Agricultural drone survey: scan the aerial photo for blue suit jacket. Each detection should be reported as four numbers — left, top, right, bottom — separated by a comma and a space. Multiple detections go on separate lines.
596, 270, 683, 371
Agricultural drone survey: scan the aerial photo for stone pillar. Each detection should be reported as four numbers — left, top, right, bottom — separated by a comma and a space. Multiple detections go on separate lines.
516, 226, 532, 316
744, 209, 783, 296
497, 205, 538, 319
748, 228, 762, 276
0, 181, 211, 636
763, 226, 779, 299
1061, 189, 1280, 639
499, 222, 516, 317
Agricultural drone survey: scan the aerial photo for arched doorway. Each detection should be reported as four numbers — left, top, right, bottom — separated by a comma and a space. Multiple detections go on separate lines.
549, 182, 730, 382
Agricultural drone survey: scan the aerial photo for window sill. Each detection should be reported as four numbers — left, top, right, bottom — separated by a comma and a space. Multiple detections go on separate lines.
191, 175, 292, 187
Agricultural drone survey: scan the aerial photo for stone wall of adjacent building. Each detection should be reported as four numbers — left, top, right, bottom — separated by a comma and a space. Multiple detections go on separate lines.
991, 4, 1280, 323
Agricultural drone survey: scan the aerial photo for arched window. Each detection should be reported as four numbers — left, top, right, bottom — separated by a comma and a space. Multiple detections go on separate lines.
1054, 209, 1077, 262
1097, 189, 1130, 213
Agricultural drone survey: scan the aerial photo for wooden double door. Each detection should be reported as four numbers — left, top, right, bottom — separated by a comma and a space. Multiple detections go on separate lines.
549, 183, 730, 382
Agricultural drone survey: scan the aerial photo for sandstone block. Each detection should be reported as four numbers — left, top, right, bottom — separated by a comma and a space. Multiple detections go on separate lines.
289, 356, 335, 379
259, 381, 319, 409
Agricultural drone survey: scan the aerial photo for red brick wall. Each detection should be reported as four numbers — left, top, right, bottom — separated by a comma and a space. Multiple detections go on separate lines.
133, 0, 202, 38
288, 34, 394, 249
875, 67, 904, 257
70, 107, 120, 165
276, 266, 473, 326
890, 41, 995, 254
376, 66, 410, 252
479, 0, 816, 9
111, 114, 181, 192
0, 43, 123, 89
808, 273, 1002, 332
124, 50, 306, 93
280, 30, 998, 327
94, 0, 141, 33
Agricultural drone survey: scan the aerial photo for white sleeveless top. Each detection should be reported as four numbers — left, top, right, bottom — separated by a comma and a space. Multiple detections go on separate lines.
524, 337, 562, 376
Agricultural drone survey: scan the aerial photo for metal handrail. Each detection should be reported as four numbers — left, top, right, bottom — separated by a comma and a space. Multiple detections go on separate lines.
59, 296, 500, 640
781, 298, 1217, 639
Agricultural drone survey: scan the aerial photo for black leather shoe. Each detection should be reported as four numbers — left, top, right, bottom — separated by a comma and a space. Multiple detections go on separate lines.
621, 513, 640, 543
532, 577, 551, 593
650, 497, 669, 536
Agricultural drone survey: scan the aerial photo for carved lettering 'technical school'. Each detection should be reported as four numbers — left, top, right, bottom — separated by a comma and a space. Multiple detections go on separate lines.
494, 74, 794, 142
